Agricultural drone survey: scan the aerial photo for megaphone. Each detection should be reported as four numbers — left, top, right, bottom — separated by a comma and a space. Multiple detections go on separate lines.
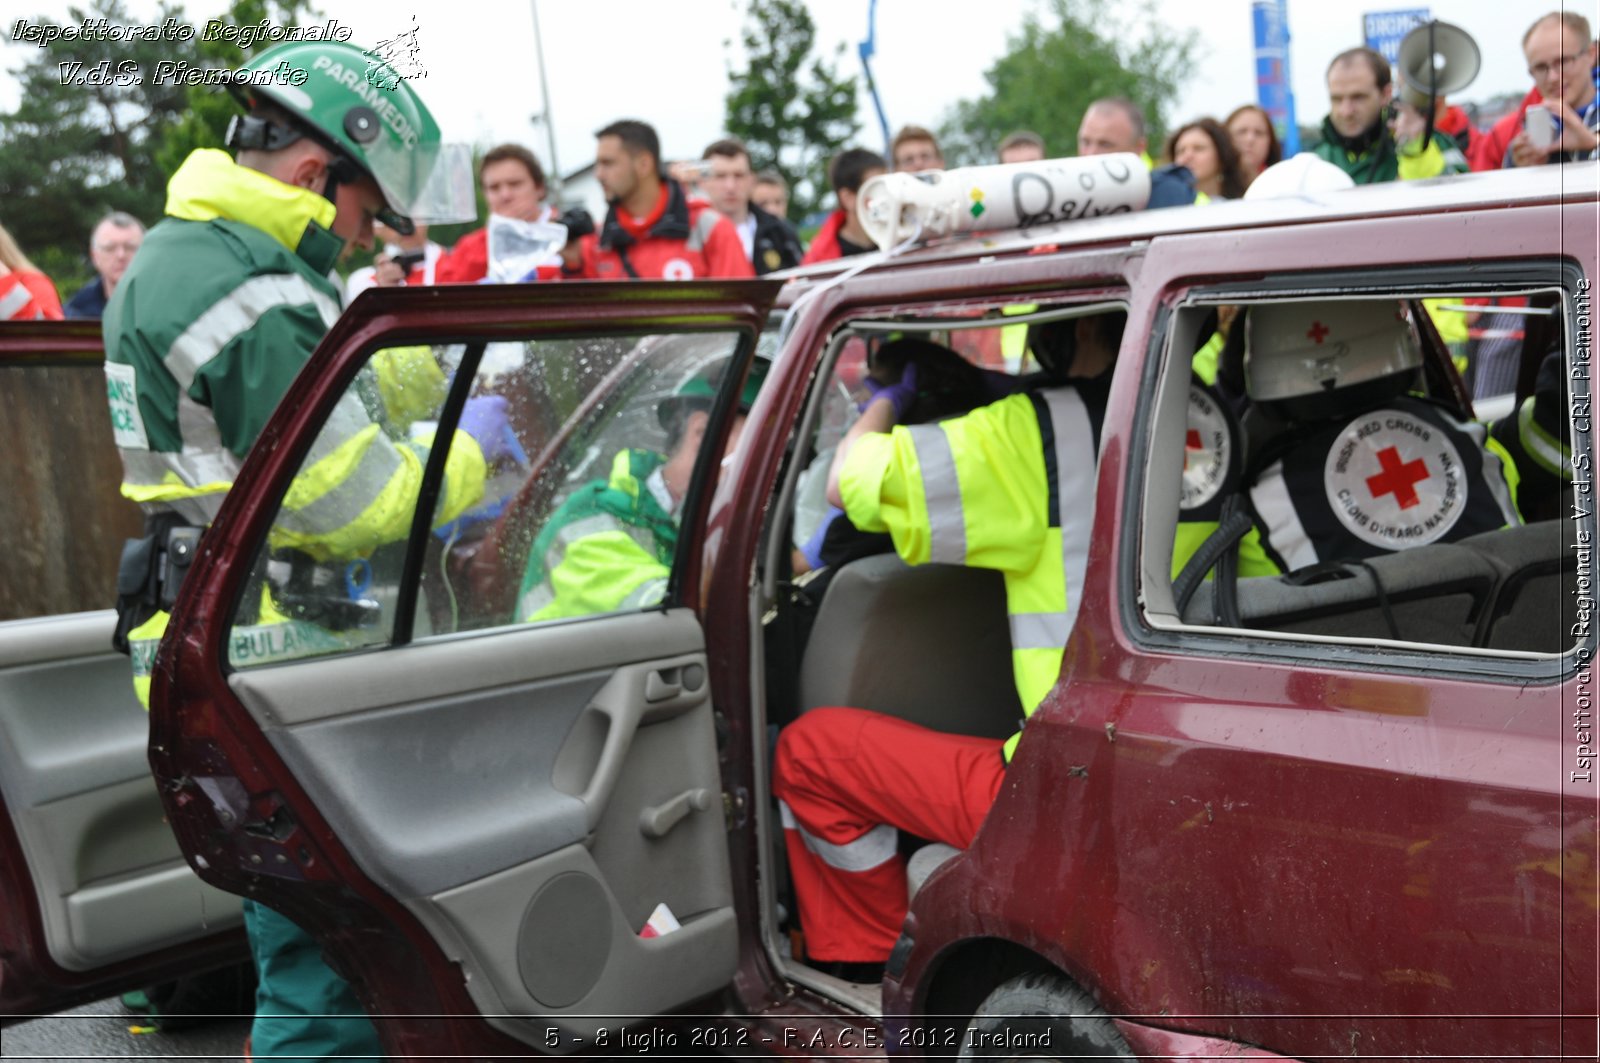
1396, 19, 1480, 110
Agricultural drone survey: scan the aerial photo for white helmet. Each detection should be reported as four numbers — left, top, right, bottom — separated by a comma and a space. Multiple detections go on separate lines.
1244, 154, 1356, 201
1246, 300, 1422, 403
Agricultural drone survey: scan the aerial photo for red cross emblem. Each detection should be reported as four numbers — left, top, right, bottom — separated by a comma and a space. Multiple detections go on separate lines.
1184, 428, 1204, 469
1366, 446, 1430, 509
1307, 320, 1330, 344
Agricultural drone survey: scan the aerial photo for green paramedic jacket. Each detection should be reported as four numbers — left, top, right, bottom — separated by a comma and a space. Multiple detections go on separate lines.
517, 449, 678, 623
104, 148, 486, 706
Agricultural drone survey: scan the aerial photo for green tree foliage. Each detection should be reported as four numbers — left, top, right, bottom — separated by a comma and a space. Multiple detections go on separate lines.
723, 0, 860, 221
938, 0, 1200, 167
0, 0, 317, 289
0, 0, 191, 286
154, 0, 320, 177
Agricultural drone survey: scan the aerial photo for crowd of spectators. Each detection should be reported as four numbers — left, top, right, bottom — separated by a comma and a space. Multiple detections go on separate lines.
2, 10, 1593, 315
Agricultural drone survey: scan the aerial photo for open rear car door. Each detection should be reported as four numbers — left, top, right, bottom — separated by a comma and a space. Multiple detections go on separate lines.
0, 322, 249, 1018
149, 281, 780, 1056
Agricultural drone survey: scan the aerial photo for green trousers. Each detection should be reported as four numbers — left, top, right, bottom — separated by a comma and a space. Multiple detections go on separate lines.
243, 900, 383, 1061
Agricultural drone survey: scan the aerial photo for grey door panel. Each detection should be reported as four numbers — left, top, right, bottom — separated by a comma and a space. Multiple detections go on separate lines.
0, 611, 243, 971
431, 844, 736, 1036
227, 609, 735, 1028
229, 609, 705, 728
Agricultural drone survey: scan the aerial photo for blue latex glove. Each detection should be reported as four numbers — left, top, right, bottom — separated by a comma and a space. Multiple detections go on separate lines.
859, 362, 919, 420
458, 395, 515, 462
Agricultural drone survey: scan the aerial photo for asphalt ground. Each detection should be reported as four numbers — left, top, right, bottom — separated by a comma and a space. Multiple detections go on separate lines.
2, 996, 251, 1060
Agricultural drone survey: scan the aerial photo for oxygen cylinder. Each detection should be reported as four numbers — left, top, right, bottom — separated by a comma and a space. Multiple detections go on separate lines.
857, 154, 1150, 249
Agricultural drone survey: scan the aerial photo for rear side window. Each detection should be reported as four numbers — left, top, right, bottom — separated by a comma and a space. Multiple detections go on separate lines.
1140, 278, 1587, 669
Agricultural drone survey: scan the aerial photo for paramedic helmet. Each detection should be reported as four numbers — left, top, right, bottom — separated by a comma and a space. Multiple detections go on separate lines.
658, 355, 772, 436
224, 40, 475, 233
1246, 300, 1423, 419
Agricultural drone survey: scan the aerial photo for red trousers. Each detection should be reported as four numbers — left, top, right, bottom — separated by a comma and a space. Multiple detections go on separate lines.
772, 707, 1006, 963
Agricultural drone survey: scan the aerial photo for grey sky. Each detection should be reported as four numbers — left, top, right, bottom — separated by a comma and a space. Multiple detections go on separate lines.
1, 0, 1570, 183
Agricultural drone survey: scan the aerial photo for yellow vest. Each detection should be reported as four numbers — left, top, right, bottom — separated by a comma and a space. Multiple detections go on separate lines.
840, 389, 1097, 759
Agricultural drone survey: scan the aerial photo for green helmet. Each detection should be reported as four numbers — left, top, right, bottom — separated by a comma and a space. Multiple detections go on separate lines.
227, 40, 474, 232
658, 356, 771, 429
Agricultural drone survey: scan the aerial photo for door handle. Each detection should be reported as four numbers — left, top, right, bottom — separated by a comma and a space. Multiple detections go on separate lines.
645, 668, 682, 702
639, 788, 711, 839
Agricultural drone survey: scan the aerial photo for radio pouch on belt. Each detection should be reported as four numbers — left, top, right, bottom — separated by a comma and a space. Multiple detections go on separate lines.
112, 517, 202, 655
112, 534, 160, 655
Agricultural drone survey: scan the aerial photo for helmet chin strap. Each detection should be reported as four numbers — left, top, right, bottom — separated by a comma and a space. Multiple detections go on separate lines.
319, 156, 359, 211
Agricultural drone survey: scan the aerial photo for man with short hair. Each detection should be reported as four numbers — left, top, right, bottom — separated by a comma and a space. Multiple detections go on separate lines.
64, 211, 143, 319
1076, 98, 1199, 208
1077, 98, 1148, 160
702, 138, 805, 275
1506, 11, 1599, 167
801, 148, 887, 264
436, 143, 560, 282
998, 130, 1046, 164
1313, 47, 1466, 183
753, 169, 791, 218
563, 120, 753, 280
890, 124, 944, 172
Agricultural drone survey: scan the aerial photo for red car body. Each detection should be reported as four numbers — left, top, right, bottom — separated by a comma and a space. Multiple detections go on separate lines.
2, 164, 1595, 1059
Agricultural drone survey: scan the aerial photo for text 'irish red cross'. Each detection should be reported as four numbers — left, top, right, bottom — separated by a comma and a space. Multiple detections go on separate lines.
1365, 446, 1429, 509
1307, 320, 1330, 344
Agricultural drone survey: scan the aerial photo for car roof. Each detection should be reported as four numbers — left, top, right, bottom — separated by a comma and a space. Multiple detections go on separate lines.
774, 163, 1591, 300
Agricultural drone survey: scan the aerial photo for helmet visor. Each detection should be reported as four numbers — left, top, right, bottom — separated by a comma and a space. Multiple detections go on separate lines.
365, 139, 477, 228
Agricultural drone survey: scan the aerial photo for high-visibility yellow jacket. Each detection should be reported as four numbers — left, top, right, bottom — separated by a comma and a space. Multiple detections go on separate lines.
517, 449, 677, 623
839, 388, 1100, 760
105, 149, 486, 706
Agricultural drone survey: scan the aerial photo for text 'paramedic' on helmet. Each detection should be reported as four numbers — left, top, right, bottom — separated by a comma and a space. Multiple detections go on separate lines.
1246, 301, 1422, 404
228, 40, 476, 232
1243, 153, 1357, 201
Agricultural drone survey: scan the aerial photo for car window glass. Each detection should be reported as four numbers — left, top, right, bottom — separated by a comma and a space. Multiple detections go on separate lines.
479, 331, 744, 630
227, 330, 743, 672
788, 302, 1124, 570
1152, 287, 1580, 661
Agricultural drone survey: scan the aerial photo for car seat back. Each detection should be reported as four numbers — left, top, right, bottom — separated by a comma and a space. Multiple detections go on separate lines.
798, 554, 1022, 739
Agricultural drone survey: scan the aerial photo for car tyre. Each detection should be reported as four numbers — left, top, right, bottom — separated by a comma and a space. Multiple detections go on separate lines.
957, 971, 1132, 1060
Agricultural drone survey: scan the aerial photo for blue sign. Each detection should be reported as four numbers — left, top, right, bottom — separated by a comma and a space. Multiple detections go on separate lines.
1252, 0, 1300, 155
1363, 8, 1430, 65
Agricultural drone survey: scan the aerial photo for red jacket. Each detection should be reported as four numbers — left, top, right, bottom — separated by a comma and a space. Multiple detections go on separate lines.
434, 227, 490, 283
572, 180, 753, 280
436, 210, 564, 284
1469, 87, 1543, 172
800, 209, 878, 265
801, 210, 849, 265
0, 270, 63, 320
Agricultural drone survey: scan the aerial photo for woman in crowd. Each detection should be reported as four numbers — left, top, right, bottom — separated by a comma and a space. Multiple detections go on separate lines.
0, 220, 64, 320
1226, 104, 1283, 189
1167, 117, 1249, 201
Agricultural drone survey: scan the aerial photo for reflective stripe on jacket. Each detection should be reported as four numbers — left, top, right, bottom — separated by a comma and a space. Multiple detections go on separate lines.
839, 388, 1099, 761
518, 449, 678, 622
104, 149, 485, 562
1248, 397, 1521, 572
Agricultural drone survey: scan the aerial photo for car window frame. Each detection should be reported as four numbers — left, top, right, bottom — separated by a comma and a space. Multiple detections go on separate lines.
1123, 258, 1592, 686
204, 313, 769, 691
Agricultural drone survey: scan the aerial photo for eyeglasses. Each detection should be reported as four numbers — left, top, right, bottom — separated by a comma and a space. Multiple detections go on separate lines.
1528, 52, 1584, 79
94, 242, 141, 254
